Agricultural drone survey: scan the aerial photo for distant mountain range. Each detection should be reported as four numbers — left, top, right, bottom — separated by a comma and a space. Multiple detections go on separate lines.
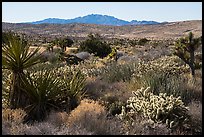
2, 20, 202, 40
24, 14, 162, 26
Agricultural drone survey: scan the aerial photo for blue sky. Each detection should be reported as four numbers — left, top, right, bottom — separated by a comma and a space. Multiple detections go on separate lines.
2, 2, 202, 23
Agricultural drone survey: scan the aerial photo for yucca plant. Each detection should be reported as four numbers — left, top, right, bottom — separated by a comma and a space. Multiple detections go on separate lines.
20, 70, 66, 122
61, 70, 87, 110
2, 32, 42, 109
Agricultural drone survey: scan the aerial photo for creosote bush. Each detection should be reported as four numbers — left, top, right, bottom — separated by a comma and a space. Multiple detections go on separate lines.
79, 33, 112, 58
138, 38, 150, 46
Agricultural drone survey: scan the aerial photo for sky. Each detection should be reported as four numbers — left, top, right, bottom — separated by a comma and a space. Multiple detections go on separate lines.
2, 2, 202, 23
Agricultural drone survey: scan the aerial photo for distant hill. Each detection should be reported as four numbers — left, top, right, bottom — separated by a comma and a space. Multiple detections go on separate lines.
2, 20, 202, 40
24, 14, 160, 26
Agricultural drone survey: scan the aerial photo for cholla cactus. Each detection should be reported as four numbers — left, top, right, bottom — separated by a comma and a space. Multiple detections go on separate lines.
135, 55, 190, 78
120, 87, 190, 129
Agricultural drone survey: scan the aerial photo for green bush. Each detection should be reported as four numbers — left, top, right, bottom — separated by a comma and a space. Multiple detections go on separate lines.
142, 71, 202, 105
85, 63, 136, 83
79, 33, 112, 58
102, 63, 135, 83
138, 38, 150, 46
118, 87, 190, 129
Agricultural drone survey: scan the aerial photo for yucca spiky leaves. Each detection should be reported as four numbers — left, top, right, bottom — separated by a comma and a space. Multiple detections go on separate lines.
21, 70, 64, 122
2, 32, 42, 109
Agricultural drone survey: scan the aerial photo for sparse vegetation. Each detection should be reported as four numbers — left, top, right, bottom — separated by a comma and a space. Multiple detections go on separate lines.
2, 22, 202, 135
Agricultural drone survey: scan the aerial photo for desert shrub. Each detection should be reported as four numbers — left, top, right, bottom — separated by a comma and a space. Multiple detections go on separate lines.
85, 78, 110, 99
138, 38, 150, 46
2, 119, 94, 135
84, 62, 136, 83
2, 108, 27, 124
142, 70, 202, 105
67, 99, 121, 135
79, 33, 112, 58
128, 39, 138, 47
64, 54, 84, 65
117, 55, 138, 64
107, 101, 125, 116
118, 87, 190, 130
135, 55, 190, 78
2, 108, 27, 135
142, 71, 181, 95
2, 109, 93, 135
123, 117, 171, 135
101, 63, 135, 83
187, 101, 202, 135
67, 99, 106, 126
45, 111, 69, 127
85, 80, 130, 116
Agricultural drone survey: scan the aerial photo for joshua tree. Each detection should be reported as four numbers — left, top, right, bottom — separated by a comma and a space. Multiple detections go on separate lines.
173, 32, 201, 76
58, 37, 74, 52
2, 32, 42, 109
47, 42, 54, 52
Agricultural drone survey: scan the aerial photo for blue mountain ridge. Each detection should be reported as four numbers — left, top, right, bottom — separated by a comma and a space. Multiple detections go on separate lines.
25, 14, 162, 26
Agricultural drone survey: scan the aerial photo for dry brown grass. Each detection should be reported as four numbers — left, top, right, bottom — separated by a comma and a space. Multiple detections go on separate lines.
67, 99, 106, 126
2, 108, 26, 124
2, 109, 94, 135
45, 111, 69, 127
85, 78, 131, 104
85, 78, 110, 99
66, 99, 121, 135
187, 101, 202, 134
2, 108, 27, 135
29, 46, 47, 53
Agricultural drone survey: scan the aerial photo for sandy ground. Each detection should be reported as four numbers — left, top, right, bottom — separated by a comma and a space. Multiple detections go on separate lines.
29, 46, 78, 54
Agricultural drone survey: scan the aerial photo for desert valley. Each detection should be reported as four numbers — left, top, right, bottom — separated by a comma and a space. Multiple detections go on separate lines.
2, 12, 202, 135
